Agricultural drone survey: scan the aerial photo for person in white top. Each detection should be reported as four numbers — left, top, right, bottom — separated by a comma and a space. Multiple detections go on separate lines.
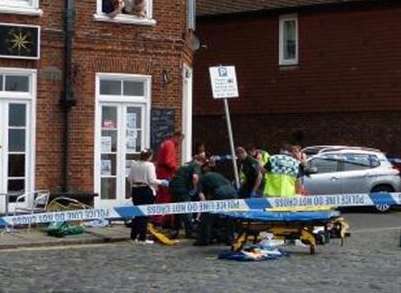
128, 149, 168, 243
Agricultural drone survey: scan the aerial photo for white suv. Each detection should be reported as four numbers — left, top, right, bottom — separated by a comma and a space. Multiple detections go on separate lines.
302, 147, 401, 212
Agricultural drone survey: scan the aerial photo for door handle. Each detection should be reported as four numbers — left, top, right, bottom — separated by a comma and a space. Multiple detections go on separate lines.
330, 176, 339, 181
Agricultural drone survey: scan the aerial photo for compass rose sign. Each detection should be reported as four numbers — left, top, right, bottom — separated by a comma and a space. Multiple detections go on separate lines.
0, 23, 40, 59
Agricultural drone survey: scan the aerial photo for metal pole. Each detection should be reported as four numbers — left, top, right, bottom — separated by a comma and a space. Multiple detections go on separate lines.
223, 98, 240, 189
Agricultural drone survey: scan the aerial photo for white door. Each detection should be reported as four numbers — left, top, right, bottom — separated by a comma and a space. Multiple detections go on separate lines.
0, 101, 31, 212
95, 103, 146, 209
182, 64, 193, 163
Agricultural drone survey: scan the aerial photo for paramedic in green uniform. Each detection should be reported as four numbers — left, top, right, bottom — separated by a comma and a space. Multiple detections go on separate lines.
195, 169, 238, 246
169, 155, 205, 238
264, 144, 302, 197
236, 147, 263, 198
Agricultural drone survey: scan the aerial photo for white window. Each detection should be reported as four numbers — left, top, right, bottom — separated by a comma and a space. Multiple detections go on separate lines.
94, 73, 151, 209
94, 0, 156, 26
279, 14, 298, 66
0, 0, 42, 16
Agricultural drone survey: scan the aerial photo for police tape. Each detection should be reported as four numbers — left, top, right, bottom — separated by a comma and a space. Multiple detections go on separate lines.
0, 192, 400, 227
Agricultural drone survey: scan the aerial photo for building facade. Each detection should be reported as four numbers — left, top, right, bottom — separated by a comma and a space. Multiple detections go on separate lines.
0, 0, 196, 212
194, 0, 401, 155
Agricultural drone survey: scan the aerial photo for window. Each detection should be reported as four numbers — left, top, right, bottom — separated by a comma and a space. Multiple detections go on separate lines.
0, 73, 31, 93
187, 0, 196, 31
340, 154, 378, 171
95, 73, 151, 204
279, 14, 298, 65
309, 158, 339, 174
94, 0, 156, 26
0, 0, 42, 16
99, 79, 145, 97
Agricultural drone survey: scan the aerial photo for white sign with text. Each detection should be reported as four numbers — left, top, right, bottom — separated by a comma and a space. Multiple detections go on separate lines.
209, 66, 239, 99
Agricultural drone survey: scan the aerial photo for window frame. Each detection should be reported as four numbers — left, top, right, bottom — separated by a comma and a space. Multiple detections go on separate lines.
94, 73, 152, 206
279, 14, 299, 66
0, 67, 37, 208
94, 0, 156, 26
0, 0, 43, 16
308, 157, 340, 174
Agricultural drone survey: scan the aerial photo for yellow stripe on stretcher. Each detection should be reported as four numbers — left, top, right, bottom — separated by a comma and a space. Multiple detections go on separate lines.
267, 206, 335, 212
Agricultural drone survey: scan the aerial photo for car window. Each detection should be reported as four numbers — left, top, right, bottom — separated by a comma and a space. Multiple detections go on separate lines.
340, 154, 373, 171
309, 158, 338, 174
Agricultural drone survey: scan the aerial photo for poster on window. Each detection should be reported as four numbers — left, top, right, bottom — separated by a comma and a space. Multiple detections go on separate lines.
127, 113, 137, 129
126, 130, 137, 151
103, 120, 116, 129
101, 160, 112, 176
101, 136, 112, 153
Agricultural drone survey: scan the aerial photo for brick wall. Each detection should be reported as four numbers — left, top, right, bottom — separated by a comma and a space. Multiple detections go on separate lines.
193, 2, 401, 155
194, 112, 401, 156
0, 0, 193, 193
194, 3, 401, 115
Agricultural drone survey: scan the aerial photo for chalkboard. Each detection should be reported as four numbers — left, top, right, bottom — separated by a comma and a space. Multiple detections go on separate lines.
151, 108, 175, 150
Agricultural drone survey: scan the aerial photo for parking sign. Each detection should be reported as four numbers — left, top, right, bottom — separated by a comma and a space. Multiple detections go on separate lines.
209, 66, 239, 99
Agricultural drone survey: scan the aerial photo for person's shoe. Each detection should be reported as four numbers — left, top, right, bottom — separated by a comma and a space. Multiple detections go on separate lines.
137, 239, 154, 245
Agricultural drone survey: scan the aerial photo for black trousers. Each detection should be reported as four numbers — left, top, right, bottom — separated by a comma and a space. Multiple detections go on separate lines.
172, 189, 193, 237
131, 186, 154, 241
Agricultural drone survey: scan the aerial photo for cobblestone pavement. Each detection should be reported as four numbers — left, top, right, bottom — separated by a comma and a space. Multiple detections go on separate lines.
0, 212, 400, 293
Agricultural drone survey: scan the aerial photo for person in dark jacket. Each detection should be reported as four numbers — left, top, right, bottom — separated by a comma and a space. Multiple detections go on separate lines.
169, 155, 204, 238
194, 169, 238, 246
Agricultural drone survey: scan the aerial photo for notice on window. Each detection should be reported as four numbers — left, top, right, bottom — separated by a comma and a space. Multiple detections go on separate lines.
101, 160, 112, 176
127, 113, 137, 129
101, 136, 112, 153
103, 120, 116, 129
126, 130, 137, 151
209, 66, 239, 99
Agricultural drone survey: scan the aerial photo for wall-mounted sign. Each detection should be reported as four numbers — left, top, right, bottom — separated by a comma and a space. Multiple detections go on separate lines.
0, 23, 40, 60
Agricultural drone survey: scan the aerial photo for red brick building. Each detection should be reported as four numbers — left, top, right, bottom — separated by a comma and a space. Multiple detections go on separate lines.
0, 0, 196, 212
194, 0, 401, 156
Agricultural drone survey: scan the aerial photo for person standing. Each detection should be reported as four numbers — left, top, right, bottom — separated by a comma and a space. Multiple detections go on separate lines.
236, 147, 263, 198
263, 144, 302, 197
154, 132, 184, 227
128, 149, 168, 243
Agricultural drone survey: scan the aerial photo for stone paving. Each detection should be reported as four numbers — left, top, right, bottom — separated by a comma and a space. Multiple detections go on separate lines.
0, 213, 400, 293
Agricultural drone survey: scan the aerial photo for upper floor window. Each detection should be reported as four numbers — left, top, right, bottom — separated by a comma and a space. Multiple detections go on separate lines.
95, 0, 156, 26
0, 0, 42, 16
279, 14, 298, 66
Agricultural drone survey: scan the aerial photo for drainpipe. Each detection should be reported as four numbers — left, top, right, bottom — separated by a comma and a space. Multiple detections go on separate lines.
61, 0, 76, 192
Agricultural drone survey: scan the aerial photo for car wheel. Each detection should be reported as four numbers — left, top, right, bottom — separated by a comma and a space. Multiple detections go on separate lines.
371, 185, 394, 212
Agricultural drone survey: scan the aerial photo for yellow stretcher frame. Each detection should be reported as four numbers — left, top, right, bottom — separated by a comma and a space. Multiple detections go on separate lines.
231, 217, 349, 255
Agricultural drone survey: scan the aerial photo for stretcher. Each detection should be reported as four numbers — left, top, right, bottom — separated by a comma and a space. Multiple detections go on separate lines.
219, 210, 349, 254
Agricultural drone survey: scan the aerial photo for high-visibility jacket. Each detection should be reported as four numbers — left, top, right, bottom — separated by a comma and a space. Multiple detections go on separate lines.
259, 150, 270, 166
264, 154, 300, 197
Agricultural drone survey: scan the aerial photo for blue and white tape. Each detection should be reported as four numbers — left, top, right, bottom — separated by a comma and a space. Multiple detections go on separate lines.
0, 192, 400, 227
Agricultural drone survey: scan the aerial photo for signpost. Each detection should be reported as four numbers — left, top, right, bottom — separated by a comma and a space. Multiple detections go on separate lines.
209, 66, 240, 189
